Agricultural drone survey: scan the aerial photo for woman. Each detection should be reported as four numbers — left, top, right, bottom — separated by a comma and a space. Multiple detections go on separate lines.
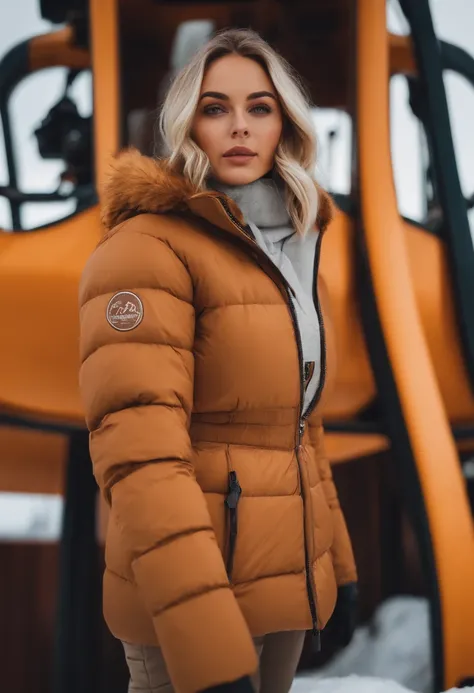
79, 28, 357, 693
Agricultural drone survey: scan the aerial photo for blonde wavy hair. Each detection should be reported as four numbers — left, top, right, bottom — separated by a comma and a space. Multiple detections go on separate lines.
159, 28, 319, 236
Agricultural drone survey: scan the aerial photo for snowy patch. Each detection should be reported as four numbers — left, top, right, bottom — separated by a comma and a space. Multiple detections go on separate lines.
293, 597, 432, 692
292, 676, 417, 693
291, 676, 473, 693
292, 597, 431, 693
291, 597, 474, 692
0, 492, 63, 541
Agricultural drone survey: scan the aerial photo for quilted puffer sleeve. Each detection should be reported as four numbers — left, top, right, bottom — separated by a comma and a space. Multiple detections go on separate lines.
309, 422, 357, 586
79, 217, 257, 693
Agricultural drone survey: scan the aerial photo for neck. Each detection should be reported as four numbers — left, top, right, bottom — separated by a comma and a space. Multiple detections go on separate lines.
209, 175, 291, 229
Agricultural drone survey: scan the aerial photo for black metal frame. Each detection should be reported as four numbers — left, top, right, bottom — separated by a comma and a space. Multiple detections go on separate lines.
405, 39, 474, 228
0, 40, 95, 230
439, 40, 474, 99
0, 412, 100, 693
52, 430, 101, 693
0, 40, 29, 229
399, 0, 474, 397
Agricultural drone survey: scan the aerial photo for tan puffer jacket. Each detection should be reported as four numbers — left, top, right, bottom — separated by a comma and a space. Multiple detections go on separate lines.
79, 150, 356, 693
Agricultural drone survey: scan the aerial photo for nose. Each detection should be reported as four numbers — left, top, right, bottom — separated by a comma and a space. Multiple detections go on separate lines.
231, 111, 249, 138
232, 125, 249, 137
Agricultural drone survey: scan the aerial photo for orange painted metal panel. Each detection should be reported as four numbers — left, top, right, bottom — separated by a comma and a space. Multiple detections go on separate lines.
0, 206, 102, 425
90, 0, 120, 191
0, 428, 66, 495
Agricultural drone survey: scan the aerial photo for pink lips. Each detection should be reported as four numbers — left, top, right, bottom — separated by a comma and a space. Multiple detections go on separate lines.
222, 146, 257, 166
223, 146, 257, 158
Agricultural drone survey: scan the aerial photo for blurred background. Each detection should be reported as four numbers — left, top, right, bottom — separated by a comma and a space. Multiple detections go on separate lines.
2, 1, 474, 234
0, 1, 473, 693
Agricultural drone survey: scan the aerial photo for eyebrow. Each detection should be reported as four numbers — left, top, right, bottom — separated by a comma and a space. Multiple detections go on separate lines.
248, 91, 276, 101
199, 90, 277, 101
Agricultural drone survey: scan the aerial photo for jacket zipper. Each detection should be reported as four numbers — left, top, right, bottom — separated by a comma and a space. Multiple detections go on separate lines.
225, 470, 242, 581
218, 197, 324, 648
289, 293, 322, 652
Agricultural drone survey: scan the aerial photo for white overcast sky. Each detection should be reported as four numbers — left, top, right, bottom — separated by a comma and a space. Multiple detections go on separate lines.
0, 0, 473, 230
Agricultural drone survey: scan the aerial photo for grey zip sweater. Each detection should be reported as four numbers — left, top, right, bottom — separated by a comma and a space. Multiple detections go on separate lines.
211, 177, 321, 415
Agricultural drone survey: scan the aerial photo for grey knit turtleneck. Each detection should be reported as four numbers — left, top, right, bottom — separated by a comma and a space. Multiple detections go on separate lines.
210, 176, 290, 229
210, 176, 321, 415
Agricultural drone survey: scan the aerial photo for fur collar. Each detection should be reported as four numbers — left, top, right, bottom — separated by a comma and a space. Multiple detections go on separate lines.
100, 148, 334, 233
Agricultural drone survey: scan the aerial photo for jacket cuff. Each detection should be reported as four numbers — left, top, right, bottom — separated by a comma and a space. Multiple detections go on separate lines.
200, 675, 255, 693
150, 587, 258, 693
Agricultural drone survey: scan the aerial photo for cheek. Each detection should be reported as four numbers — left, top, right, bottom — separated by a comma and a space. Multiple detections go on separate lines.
193, 119, 219, 160
260, 119, 283, 160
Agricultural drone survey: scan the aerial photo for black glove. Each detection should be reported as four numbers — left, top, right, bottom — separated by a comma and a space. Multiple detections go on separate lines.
200, 675, 255, 693
322, 582, 358, 650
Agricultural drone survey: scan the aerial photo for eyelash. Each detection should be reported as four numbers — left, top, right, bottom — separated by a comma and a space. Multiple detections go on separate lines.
203, 104, 273, 116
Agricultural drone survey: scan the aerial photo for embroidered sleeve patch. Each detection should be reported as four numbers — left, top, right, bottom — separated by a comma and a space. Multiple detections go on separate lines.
106, 291, 144, 331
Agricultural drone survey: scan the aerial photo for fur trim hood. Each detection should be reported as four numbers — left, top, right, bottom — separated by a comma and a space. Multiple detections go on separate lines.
100, 148, 334, 233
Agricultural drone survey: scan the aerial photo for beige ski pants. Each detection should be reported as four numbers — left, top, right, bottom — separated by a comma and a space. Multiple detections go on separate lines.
122, 630, 305, 693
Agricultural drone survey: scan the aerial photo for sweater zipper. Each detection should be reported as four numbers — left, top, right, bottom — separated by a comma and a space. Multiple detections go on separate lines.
218, 197, 323, 649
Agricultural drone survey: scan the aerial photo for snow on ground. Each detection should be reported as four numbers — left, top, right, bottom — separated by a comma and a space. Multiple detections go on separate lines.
292, 677, 472, 693
0, 492, 62, 541
291, 597, 473, 693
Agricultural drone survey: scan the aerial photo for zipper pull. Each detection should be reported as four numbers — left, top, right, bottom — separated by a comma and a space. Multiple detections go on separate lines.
311, 626, 321, 653
225, 471, 242, 509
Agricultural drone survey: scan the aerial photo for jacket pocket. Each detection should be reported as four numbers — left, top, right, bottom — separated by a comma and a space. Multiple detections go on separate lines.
224, 470, 242, 581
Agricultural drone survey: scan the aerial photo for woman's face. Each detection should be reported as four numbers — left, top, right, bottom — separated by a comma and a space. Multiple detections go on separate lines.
192, 54, 283, 186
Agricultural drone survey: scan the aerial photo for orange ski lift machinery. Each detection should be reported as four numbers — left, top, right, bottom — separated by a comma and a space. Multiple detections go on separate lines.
356, 1, 474, 690
0, 3, 112, 693
0, 0, 473, 691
